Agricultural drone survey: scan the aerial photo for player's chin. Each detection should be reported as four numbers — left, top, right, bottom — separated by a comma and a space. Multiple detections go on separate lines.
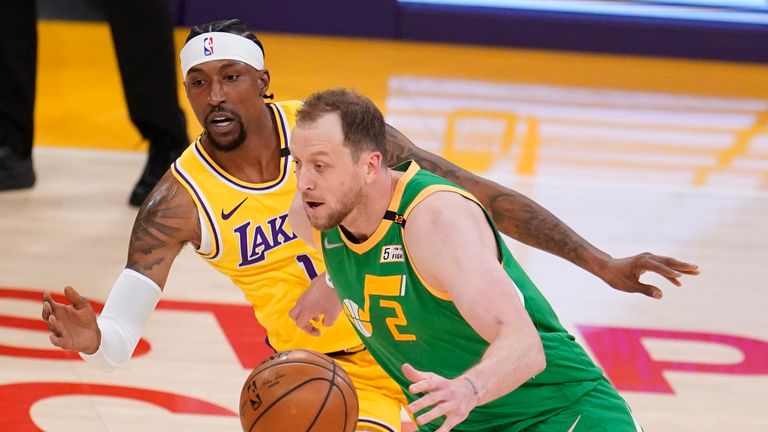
307, 215, 327, 231
308, 214, 336, 232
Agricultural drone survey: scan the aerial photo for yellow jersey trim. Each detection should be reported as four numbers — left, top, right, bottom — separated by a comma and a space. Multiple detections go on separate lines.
171, 161, 221, 260
340, 162, 420, 255
191, 103, 292, 193
401, 184, 482, 301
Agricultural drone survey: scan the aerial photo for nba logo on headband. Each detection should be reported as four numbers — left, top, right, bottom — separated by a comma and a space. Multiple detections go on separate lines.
203, 36, 214, 56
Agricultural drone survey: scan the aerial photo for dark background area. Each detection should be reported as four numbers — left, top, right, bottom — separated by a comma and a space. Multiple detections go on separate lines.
38, 0, 768, 62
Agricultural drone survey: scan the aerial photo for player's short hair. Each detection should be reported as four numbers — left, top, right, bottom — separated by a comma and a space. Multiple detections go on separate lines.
186, 19, 273, 99
297, 88, 388, 162
186, 19, 263, 51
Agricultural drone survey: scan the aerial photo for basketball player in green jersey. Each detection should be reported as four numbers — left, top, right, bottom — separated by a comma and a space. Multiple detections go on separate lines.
288, 88, 646, 431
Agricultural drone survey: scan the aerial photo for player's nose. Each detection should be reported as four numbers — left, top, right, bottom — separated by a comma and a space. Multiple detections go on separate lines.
207, 80, 226, 105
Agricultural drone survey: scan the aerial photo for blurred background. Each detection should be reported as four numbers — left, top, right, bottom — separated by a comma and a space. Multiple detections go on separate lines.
1, 1, 767, 431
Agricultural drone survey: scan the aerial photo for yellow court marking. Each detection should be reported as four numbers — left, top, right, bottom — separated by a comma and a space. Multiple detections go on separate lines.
693, 111, 768, 186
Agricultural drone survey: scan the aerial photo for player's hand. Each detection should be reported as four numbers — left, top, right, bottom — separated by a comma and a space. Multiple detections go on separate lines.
42, 286, 100, 354
598, 253, 700, 299
402, 363, 478, 432
289, 273, 341, 336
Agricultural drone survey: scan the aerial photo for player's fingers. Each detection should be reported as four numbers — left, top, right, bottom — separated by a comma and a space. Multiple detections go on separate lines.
635, 258, 684, 289
43, 291, 59, 311
47, 315, 63, 337
288, 304, 307, 325
320, 313, 336, 328
416, 403, 448, 425
635, 282, 663, 299
641, 258, 682, 279
297, 320, 320, 336
408, 391, 440, 414
656, 256, 700, 274
49, 333, 66, 348
324, 306, 341, 325
287, 299, 302, 320
42, 300, 53, 321
64, 286, 89, 310
402, 363, 432, 384
410, 376, 443, 395
434, 417, 461, 432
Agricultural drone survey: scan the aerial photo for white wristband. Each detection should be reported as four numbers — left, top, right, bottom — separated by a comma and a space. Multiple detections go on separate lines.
80, 269, 161, 371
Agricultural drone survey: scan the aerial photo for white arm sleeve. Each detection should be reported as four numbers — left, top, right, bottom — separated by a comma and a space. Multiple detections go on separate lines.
79, 269, 161, 371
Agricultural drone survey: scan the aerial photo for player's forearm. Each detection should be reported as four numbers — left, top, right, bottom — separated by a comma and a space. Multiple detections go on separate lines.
482, 184, 613, 276
460, 323, 545, 406
411, 148, 611, 275
384, 125, 613, 276
80, 269, 161, 371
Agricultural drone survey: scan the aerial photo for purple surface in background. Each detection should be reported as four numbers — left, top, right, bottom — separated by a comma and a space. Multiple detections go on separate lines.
177, 0, 768, 63
182, 0, 398, 38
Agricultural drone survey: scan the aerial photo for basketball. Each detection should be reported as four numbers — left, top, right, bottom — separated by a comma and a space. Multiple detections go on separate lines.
239, 349, 359, 432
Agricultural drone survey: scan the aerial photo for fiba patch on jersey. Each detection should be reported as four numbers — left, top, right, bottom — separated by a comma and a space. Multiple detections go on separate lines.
380, 245, 404, 263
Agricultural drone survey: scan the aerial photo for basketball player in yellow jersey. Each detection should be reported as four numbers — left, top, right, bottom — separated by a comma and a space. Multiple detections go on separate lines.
41, 19, 699, 431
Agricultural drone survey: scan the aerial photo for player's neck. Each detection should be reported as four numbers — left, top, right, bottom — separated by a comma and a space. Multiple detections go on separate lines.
203, 107, 282, 183
341, 169, 402, 242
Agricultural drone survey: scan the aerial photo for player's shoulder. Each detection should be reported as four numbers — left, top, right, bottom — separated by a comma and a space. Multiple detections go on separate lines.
407, 191, 478, 233
137, 171, 198, 240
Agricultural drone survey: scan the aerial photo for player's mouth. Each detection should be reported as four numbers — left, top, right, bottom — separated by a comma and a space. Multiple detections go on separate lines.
207, 115, 237, 132
205, 108, 241, 135
304, 200, 324, 213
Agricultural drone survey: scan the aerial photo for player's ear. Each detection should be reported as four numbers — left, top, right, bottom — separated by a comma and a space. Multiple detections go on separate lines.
257, 69, 271, 97
363, 151, 383, 184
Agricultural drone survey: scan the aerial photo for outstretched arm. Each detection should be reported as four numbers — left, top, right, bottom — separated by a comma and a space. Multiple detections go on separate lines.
43, 172, 198, 364
384, 125, 699, 298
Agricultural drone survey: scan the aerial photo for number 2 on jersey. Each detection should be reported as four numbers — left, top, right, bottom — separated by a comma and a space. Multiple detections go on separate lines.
364, 274, 415, 341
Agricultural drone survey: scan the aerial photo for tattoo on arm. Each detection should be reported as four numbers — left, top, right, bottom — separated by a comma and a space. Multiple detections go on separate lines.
384, 123, 596, 270
385, 125, 472, 185
127, 200, 187, 273
384, 125, 418, 167
487, 192, 587, 267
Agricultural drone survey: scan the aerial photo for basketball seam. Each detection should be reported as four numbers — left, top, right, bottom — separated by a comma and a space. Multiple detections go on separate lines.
254, 356, 356, 393
305, 361, 336, 431
247, 377, 335, 432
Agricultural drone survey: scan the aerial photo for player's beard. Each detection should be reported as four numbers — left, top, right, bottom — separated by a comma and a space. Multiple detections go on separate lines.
206, 126, 246, 152
310, 185, 365, 231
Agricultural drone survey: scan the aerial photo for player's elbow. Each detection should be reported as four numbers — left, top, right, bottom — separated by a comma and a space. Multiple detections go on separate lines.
526, 335, 547, 377
532, 341, 546, 376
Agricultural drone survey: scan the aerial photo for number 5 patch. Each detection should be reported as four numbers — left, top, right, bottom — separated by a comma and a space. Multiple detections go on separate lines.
380, 245, 404, 263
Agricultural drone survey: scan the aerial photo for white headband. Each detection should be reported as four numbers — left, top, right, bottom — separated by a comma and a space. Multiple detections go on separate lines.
180, 32, 265, 77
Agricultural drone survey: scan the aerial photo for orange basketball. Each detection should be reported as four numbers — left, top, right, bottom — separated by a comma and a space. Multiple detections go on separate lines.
239, 349, 359, 432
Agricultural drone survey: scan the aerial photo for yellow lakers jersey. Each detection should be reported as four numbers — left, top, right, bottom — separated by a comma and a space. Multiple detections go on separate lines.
170, 100, 361, 353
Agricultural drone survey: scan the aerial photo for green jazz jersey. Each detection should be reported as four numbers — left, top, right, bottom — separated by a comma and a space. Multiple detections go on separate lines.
320, 161, 606, 431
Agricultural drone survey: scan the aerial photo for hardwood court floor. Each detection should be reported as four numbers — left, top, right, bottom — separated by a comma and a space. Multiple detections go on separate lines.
1, 20, 767, 431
